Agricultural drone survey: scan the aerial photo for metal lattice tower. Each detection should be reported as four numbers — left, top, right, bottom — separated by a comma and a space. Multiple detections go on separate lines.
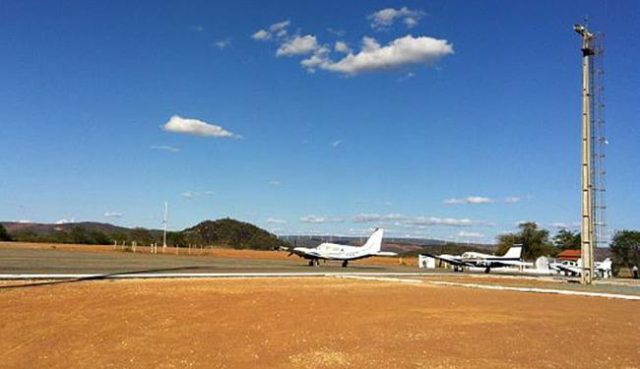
574, 23, 607, 284
590, 34, 608, 251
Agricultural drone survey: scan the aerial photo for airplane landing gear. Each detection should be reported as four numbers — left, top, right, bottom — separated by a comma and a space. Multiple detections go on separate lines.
308, 260, 314, 267
484, 267, 491, 274
342, 260, 348, 268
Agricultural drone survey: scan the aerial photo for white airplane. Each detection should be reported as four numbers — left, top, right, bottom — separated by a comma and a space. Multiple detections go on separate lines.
288, 228, 397, 267
422, 245, 527, 273
550, 258, 613, 278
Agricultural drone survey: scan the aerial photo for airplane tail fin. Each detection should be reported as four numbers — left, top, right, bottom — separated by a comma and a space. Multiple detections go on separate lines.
503, 245, 523, 259
362, 228, 384, 253
599, 258, 612, 270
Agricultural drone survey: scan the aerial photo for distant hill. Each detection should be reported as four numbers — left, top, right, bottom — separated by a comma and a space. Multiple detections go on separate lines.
0, 219, 287, 250
2, 221, 134, 236
181, 218, 286, 250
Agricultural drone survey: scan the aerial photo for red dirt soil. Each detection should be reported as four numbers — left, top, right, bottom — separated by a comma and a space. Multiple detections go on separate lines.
1, 278, 638, 369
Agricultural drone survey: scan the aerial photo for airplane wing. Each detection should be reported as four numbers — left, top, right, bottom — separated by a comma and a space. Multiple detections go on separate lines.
551, 263, 581, 275
375, 251, 398, 257
420, 253, 469, 267
289, 247, 324, 259
487, 260, 531, 268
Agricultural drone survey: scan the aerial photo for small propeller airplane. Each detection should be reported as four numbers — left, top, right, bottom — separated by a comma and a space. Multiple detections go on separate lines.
286, 228, 397, 267
421, 245, 528, 273
550, 258, 613, 278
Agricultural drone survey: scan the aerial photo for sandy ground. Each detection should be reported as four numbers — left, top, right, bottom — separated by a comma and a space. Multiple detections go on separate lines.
1, 278, 638, 369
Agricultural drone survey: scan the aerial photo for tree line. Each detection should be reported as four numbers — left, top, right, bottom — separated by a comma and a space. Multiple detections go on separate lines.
496, 222, 640, 273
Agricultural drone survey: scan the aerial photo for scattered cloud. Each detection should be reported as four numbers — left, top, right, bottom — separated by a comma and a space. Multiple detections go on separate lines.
405, 216, 479, 227
330, 140, 342, 147
163, 115, 238, 138
104, 212, 123, 218
302, 35, 453, 75
253, 14, 452, 76
351, 213, 489, 228
252, 20, 290, 41
150, 145, 180, 153
368, 7, 426, 30
270, 20, 290, 33
55, 218, 75, 224
300, 215, 344, 224
252, 29, 271, 41
327, 28, 346, 37
457, 231, 485, 238
352, 213, 406, 223
268, 180, 282, 186
334, 41, 351, 54
277, 35, 319, 56
504, 196, 521, 203
397, 72, 415, 82
444, 196, 494, 205
181, 191, 214, 199
266, 217, 287, 224
16, 219, 32, 224
190, 25, 204, 32
214, 38, 231, 49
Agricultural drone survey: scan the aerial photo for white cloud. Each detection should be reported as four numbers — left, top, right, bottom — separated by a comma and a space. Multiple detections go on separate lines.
330, 140, 342, 147
334, 41, 351, 54
150, 145, 180, 153
352, 213, 406, 223
190, 25, 204, 32
327, 28, 346, 37
300, 215, 344, 224
504, 196, 521, 203
163, 115, 238, 138
277, 35, 319, 56
268, 180, 282, 186
182, 191, 214, 199
368, 7, 426, 30
457, 231, 485, 238
55, 218, 75, 224
444, 196, 493, 205
104, 212, 122, 218
406, 216, 478, 227
397, 72, 416, 82
270, 20, 290, 33
214, 38, 231, 49
303, 35, 453, 75
252, 20, 291, 41
266, 217, 287, 224
252, 29, 271, 41
16, 219, 32, 224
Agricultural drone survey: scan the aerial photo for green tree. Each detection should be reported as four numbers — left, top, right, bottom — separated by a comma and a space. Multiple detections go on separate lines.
130, 228, 154, 245
553, 229, 581, 250
496, 222, 556, 260
0, 224, 12, 241
610, 230, 640, 270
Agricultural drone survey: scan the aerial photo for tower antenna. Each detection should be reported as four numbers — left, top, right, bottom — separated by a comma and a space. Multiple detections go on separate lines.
574, 23, 605, 284
162, 201, 168, 249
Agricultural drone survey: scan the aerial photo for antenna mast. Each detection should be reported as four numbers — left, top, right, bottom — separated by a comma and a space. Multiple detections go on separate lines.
574, 23, 606, 284
163, 201, 168, 248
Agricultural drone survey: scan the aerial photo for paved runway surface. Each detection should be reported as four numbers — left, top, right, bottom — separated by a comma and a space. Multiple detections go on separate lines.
0, 246, 414, 275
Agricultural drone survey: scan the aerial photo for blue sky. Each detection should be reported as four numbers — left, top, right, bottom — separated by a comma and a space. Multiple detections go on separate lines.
1, 0, 638, 243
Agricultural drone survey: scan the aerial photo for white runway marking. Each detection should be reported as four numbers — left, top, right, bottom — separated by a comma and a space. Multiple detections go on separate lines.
423, 280, 640, 301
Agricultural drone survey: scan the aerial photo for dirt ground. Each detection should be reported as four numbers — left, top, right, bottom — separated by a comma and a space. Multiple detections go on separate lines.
1, 278, 638, 369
